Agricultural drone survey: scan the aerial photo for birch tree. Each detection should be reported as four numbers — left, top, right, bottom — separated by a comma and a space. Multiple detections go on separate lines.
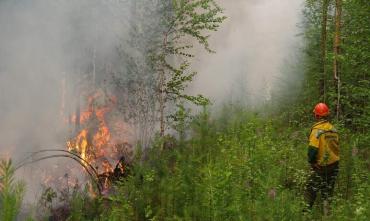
152, 0, 226, 136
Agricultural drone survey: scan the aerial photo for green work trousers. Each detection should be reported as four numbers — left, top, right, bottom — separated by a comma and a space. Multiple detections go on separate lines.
304, 161, 339, 208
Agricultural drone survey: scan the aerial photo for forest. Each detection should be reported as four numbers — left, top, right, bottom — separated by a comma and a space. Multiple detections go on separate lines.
0, 0, 369, 220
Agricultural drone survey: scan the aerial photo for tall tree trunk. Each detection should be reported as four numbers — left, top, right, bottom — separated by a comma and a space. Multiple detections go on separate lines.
159, 68, 165, 137
333, 0, 342, 120
159, 33, 168, 137
320, 0, 330, 101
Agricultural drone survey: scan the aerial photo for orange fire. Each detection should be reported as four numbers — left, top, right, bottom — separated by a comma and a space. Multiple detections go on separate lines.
62, 89, 134, 195
66, 90, 117, 169
67, 129, 88, 162
92, 105, 112, 157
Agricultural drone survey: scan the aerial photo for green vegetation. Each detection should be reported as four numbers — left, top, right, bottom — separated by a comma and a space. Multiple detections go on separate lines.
301, 0, 370, 131
151, 0, 226, 136
0, 160, 25, 221
96, 107, 369, 221
71, 0, 370, 218
0, 0, 368, 220
2, 107, 370, 220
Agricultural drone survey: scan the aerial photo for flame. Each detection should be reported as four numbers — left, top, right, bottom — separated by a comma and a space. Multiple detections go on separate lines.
66, 90, 117, 170
67, 129, 89, 162
69, 111, 92, 125
92, 107, 111, 155
77, 129, 88, 162
64, 89, 132, 194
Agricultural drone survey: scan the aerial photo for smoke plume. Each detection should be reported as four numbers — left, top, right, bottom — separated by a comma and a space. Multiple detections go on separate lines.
192, 0, 304, 107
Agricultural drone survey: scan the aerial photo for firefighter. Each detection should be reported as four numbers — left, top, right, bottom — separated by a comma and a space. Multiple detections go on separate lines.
304, 103, 340, 210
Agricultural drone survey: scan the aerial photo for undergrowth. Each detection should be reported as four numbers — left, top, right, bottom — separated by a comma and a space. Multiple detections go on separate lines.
99, 107, 370, 221
1, 107, 369, 220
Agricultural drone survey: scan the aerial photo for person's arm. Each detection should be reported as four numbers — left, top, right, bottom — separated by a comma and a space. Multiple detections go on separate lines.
308, 146, 318, 164
308, 128, 320, 165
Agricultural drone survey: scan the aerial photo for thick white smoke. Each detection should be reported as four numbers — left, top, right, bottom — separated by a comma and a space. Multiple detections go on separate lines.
192, 0, 304, 107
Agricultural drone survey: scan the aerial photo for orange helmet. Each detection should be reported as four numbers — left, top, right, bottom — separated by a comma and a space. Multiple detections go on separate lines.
313, 103, 329, 117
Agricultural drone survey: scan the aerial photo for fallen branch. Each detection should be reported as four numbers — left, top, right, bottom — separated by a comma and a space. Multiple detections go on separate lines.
15, 153, 102, 195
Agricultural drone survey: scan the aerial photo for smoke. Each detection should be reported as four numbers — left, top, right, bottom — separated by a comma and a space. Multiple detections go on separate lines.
0, 0, 129, 153
0, 0, 305, 208
192, 0, 304, 107
0, 0, 134, 205
0, 0, 305, 157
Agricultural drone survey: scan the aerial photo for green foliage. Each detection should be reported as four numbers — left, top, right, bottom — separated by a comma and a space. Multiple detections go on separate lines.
295, 7, 370, 218
0, 159, 25, 221
2, 1, 368, 221
339, 0, 370, 131
67, 190, 103, 221
8, 104, 361, 221
111, 0, 226, 137
100, 109, 305, 220
152, 0, 226, 133
300, 0, 370, 132
88, 104, 369, 220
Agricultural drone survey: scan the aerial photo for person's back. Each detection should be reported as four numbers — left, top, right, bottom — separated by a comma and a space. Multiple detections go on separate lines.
309, 120, 339, 167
